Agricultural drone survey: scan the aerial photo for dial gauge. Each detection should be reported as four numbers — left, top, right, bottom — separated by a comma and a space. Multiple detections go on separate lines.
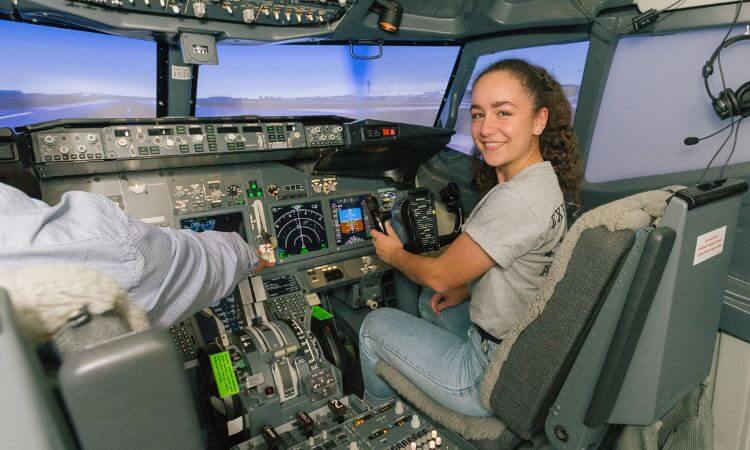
226, 184, 242, 198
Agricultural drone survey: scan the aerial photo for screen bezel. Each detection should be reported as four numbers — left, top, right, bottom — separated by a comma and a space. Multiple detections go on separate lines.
329, 194, 373, 251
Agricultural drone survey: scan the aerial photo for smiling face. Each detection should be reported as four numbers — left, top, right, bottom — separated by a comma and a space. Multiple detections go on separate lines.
470, 70, 548, 183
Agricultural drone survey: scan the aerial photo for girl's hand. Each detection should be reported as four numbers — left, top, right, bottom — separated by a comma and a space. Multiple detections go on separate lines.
370, 221, 403, 266
430, 286, 469, 316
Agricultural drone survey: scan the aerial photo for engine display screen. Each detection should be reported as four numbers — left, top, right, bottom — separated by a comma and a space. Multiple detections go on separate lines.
263, 275, 301, 298
180, 212, 246, 239
271, 201, 328, 258
330, 195, 372, 247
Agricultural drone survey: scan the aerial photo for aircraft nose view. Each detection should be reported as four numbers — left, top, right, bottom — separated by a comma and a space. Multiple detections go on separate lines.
2, 0, 750, 449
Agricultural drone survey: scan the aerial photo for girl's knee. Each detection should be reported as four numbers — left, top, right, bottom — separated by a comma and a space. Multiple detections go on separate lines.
359, 307, 401, 341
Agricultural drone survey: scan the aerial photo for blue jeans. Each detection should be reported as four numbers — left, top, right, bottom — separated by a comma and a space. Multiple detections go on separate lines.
359, 288, 499, 417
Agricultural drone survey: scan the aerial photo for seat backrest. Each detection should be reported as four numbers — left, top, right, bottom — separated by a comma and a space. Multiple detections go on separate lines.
0, 287, 205, 450
605, 180, 745, 423
545, 178, 747, 448
0, 289, 77, 450
488, 226, 638, 440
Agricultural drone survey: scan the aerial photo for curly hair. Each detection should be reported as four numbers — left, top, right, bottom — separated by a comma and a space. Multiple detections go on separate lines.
469, 59, 582, 202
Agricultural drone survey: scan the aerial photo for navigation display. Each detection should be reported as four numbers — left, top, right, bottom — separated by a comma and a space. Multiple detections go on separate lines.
271, 201, 328, 258
330, 195, 372, 247
180, 212, 246, 239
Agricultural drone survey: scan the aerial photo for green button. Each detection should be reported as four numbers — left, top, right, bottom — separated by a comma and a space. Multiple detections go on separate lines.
250, 183, 257, 189
255, 191, 262, 197
246, 189, 254, 197
311, 305, 333, 321
205, 126, 214, 132
236, 200, 245, 205
194, 146, 204, 153
149, 147, 160, 155
176, 126, 186, 134
236, 143, 245, 149
138, 146, 149, 155
227, 143, 236, 150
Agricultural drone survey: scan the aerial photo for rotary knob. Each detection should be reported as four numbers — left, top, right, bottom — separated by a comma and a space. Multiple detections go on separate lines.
117, 137, 128, 148
192, 134, 204, 144
86, 134, 97, 143
77, 145, 87, 153
43, 135, 55, 145
225, 133, 236, 142
164, 138, 175, 148
128, 179, 146, 194
292, 131, 301, 139
59, 146, 70, 155
242, 7, 255, 22
192, 1, 206, 17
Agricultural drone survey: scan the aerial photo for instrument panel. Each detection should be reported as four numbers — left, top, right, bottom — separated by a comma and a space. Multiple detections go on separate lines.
33, 119, 339, 165
62, 0, 349, 27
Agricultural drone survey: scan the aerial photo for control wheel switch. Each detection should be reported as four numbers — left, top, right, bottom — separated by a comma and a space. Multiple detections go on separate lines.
296, 410, 315, 437
262, 425, 281, 449
328, 398, 347, 422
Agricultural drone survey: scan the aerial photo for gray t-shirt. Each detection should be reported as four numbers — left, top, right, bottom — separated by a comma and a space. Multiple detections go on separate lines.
463, 161, 566, 340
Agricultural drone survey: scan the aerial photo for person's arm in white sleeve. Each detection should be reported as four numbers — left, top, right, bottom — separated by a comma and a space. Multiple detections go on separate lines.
125, 215, 260, 327
0, 183, 266, 327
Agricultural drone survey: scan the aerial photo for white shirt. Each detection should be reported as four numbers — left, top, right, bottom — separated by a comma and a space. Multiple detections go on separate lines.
0, 182, 257, 327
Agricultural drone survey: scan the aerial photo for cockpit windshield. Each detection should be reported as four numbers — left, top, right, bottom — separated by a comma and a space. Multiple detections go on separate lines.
196, 44, 459, 126
0, 21, 156, 129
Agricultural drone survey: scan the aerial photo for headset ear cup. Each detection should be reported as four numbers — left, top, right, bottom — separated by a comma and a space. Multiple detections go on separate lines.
724, 88, 741, 118
713, 91, 732, 120
735, 81, 750, 117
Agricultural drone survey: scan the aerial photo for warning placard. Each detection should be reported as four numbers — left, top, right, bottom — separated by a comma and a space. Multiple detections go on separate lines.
209, 351, 240, 398
693, 225, 727, 266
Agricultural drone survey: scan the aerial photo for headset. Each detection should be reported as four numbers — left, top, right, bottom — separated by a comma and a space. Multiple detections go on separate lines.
702, 33, 750, 120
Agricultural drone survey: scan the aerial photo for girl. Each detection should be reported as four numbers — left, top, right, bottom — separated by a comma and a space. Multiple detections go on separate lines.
359, 59, 582, 416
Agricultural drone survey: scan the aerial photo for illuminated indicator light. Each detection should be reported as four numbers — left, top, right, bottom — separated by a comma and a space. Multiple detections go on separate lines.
301, 248, 309, 254
251, 183, 257, 189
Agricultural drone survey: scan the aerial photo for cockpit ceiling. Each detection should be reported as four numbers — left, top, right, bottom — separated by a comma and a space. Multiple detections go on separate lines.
5, 0, 597, 43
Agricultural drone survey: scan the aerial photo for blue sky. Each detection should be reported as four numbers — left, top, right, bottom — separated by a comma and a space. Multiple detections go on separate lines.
0, 21, 155, 97
198, 44, 460, 98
